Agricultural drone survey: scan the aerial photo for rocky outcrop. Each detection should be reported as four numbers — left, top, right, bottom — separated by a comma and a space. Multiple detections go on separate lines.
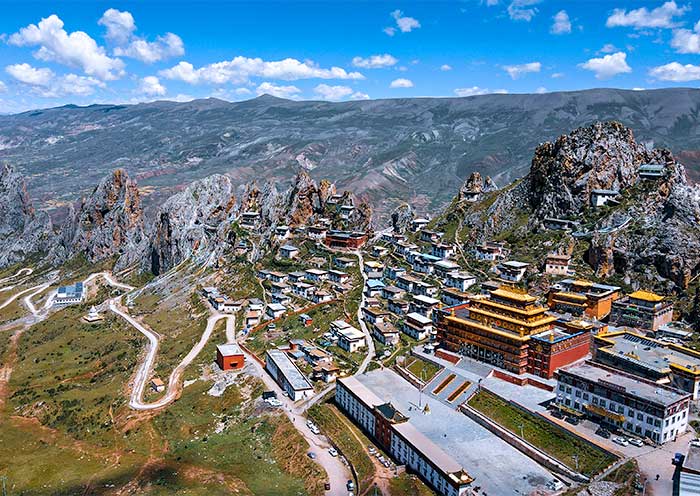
458, 172, 498, 202
61, 169, 146, 270
443, 121, 700, 290
391, 203, 414, 234
148, 174, 238, 275
0, 164, 54, 268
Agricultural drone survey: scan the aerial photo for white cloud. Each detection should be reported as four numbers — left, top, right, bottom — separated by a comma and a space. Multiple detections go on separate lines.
350, 91, 370, 100
535, 86, 547, 94
138, 76, 166, 96
440, 64, 452, 71
503, 61, 541, 79
0, 81, 6, 92
160, 57, 364, 85
98, 8, 135, 44
6, 63, 54, 86
390, 78, 413, 88
234, 87, 253, 95
485, 0, 499, 5
551, 72, 565, 78
551, 10, 572, 34
313, 84, 354, 100
649, 61, 700, 81
454, 86, 508, 97
385, 10, 420, 35
115, 33, 184, 63
606, 1, 689, 29
671, 20, 700, 54
8, 14, 124, 80
352, 54, 397, 69
599, 43, 618, 53
99, 9, 184, 64
508, 0, 542, 22
256, 81, 301, 99
5, 63, 104, 97
579, 52, 632, 79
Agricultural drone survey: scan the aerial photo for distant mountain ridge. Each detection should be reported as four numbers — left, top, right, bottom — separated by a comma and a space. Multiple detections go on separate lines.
2, 88, 700, 221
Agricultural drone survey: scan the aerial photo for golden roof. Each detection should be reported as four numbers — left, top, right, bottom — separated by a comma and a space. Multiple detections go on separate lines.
629, 290, 665, 303
552, 291, 588, 302
572, 280, 593, 287
491, 288, 537, 303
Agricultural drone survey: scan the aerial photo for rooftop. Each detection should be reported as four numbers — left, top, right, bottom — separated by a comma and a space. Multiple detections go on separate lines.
628, 290, 665, 303
217, 343, 243, 356
560, 361, 690, 407
352, 370, 556, 495
266, 349, 313, 391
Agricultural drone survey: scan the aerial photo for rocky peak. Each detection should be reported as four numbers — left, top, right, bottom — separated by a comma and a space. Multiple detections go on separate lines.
527, 121, 675, 220
148, 174, 237, 275
0, 164, 54, 267
63, 169, 146, 269
458, 172, 498, 202
391, 203, 414, 234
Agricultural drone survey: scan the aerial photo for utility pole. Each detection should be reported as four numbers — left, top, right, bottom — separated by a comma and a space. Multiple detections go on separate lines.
1, 475, 7, 496
572, 454, 579, 472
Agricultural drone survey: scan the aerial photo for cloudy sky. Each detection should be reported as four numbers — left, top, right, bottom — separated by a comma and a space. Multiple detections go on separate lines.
0, 1, 699, 113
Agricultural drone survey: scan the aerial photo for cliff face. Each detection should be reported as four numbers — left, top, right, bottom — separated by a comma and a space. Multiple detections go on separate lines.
62, 169, 146, 270
442, 121, 700, 290
0, 164, 54, 268
148, 174, 238, 275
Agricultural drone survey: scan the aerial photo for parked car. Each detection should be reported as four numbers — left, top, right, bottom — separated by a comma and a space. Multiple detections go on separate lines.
324, 483, 331, 491
329, 448, 338, 457
612, 436, 629, 447
551, 410, 564, 419
565, 416, 580, 425
628, 438, 644, 447
307, 452, 316, 459
346, 480, 355, 491
595, 427, 611, 439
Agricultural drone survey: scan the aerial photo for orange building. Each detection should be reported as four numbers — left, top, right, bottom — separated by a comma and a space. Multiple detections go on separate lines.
547, 279, 621, 320
437, 287, 590, 378
216, 343, 245, 371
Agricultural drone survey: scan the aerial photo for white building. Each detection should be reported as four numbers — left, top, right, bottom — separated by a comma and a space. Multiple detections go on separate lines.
53, 282, 86, 307
444, 272, 476, 292
556, 361, 691, 445
265, 349, 314, 401
332, 320, 367, 353
545, 253, 573, 276
266, 303, 287, 319
402, 312, 433, 340
495, 261, 529, 282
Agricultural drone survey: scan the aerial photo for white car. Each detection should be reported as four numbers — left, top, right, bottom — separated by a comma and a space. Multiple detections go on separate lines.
628, 438, 644, 447
612, 436, 629, 447
329, 448, 338, 457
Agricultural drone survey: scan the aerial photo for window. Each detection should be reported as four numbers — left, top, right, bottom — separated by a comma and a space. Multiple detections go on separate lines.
583, 393, 589, 400
575, 390, 582, 398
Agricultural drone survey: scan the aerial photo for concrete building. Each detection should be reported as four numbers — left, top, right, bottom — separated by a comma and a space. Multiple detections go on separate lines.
332, 320, 367, 352
473, 241, 508, 261
495, 260, 529, 282
266, 303, 287, 319
216, 343, 245, 371
556, 361, 690, 444
324, 230, 368, 249
544, 253, 573, 276
679, 441, 700, 496
593, 330, 700, 400
265, 349, 314, 401
53, 282, 85, 306
444, 272, 476, 292
590, 189, 619, 208
409, 295, 440, 318
373, 321, 401, 346
279, 244, 300, 259
610, 290, 674, 331
639, 163, 665, 179
403, 312, 433, 341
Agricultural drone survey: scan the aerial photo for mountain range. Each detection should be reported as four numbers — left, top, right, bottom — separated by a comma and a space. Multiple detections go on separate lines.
2, 88, 700, 222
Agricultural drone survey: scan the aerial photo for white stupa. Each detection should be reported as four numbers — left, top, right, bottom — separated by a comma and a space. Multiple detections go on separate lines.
84, 306, 104, 323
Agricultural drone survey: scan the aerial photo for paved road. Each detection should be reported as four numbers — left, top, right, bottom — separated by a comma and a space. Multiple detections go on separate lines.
237, 344, 351, 494
352, 249, 375, 375
111, 299, 228, 410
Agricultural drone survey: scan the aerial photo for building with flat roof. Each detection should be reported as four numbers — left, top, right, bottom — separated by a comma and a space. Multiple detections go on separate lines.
53, 282, 86, 306
609, 290, 674, 331
265, 349, 313, 401
593, 330, 700, 399
336, 370, 558, 496
556, 361, 690, 444
544, 253, 573, 276
495, 260, 530, 282
332, 321, 366, 352
547, 279, 621, 320
216, 343, 245, 371
324, 230, 367, 249
403, 312, 433, 340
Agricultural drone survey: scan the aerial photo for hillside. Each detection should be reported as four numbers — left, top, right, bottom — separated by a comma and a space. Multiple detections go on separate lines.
431, 122, 700, 302
2, 88, 700, 221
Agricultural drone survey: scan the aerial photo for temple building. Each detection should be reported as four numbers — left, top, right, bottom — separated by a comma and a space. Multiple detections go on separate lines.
547, 279, 621, 320
609, 290, 674, 331
436, 287, 589, 377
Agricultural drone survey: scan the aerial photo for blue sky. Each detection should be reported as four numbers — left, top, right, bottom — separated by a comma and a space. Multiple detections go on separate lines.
0, 0, 699, 112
